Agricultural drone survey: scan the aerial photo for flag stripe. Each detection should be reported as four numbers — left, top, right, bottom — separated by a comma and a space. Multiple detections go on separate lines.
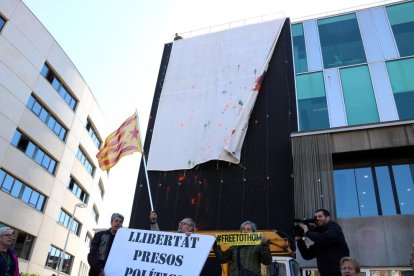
96, 113, 142, 170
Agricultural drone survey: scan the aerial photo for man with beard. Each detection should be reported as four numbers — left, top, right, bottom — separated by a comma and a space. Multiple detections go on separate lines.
296, 209, 349, 276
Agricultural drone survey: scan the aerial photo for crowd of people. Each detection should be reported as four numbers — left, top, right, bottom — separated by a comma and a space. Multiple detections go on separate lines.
2, 208, 413, 276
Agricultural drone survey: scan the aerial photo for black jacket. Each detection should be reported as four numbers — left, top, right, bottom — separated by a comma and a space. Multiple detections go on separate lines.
297, 221, 349, 276
87, 229, 115, 276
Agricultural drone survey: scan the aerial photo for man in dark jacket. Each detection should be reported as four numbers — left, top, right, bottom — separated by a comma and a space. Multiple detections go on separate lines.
296, 209, 349, 276
87, 213, 124, 276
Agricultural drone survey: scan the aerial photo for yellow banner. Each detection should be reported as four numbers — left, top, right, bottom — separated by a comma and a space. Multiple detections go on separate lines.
216, 232, 262, 246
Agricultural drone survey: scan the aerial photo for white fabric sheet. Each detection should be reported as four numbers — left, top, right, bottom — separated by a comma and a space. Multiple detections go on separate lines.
147, 18, 286, 171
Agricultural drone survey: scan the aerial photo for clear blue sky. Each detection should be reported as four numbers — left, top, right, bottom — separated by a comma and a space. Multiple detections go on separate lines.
21, 0, 391, 227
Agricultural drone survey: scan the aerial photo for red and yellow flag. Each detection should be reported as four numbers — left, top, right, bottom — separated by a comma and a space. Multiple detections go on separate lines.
96, 113, 142, 170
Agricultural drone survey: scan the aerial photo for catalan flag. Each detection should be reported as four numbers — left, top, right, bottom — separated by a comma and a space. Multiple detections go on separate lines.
96, 112, 142, 170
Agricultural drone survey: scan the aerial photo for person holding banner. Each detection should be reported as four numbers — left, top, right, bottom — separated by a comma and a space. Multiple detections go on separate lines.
149, 211, 195, 236
213, 220, 272, 276
88, 213, 124, 276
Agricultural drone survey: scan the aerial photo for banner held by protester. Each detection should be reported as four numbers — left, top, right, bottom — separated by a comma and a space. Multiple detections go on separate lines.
105, 228, 215, 276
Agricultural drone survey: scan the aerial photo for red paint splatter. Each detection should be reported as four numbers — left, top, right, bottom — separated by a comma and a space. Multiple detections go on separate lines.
178, 175, 185, 182
252, 74, 264, 92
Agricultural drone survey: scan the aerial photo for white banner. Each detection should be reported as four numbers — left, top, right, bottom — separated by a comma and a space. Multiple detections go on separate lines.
105, 228, 216, 276
147, 18, 286, 171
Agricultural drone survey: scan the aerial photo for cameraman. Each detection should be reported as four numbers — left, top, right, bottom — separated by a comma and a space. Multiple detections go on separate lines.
296, 209, 349, 276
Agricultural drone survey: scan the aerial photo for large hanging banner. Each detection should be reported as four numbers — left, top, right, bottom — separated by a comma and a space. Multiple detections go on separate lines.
105, 228, 215, 276
147, 18, 286, 171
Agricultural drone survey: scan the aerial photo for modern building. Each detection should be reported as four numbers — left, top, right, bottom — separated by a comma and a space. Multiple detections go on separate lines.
130, 0, 414, 274
291, 0, 414, 273
1, 0, 108, 275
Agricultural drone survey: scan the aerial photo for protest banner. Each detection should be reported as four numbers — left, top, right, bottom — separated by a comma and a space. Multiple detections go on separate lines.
105, 228, 216, 276
215, 232, 263, 247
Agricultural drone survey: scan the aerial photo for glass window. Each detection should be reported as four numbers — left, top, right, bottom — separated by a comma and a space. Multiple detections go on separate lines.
47, 116, 56, 129
28, 191, 40, 208
386, 58, 414, 120
21, 186, 31, 204
45, 245, 73, 274
67, 177, 88, 204
10, 179, 23, 198
51, 78, 60, 91
58, 210, 81, 235
392, 164, 414, 214
86, 119, 102, 149
334, 169, 361, 218
0, 224, 35, 261
26, 94, 68, 141
0, 15, 6, 31
0, 169, 46, 212
340, 65, 379, 125
25, 142, 36, 158
318, 13, 367, 69
334, 160, 414, 218
26, 96, 35, 109
11, 130, 58, 174
354, 167, 378, 216
296, 72, 330, 131
0, 170, 5, 184
1, 175, 14, 193
375, 166, 397, 215
386, 1, 414, 57
11, 131, 21, 146
98, 180, 105, 199
76, 148, 95, 176
39, 109, 48, 122
40, 64, 50, 78
292, 23, 308, 73
40, 63, 78, 111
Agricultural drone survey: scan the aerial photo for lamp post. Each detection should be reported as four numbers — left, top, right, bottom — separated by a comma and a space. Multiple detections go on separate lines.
57, 202, 87, 276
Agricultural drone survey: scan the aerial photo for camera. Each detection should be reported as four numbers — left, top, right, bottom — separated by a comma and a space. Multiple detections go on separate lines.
293, 216, 317, 237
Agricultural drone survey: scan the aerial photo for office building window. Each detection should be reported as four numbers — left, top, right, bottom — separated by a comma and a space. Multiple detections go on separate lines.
340, 65, 379, 125
0, 14, 6, 31
386, 58, 414, 120
292, 23, 308, 73
92, 205, 99, 224
296, 72, 330, 131
98, 180, 105, 199
86, 119, 102, 149
40, 63, 78, 111
26, 94, 68, 141
0, 223, 35, 260
11, 130, 57, 174
45, 245, 73, 274
318, 13, 367, 69
58, 209, 81, 235
334, 162, 414, 218
85, 232, 92, 247
67, 177, 88, 204
386, 1, 414, 57
0, 169, 46, 211
76, 147, 95, 176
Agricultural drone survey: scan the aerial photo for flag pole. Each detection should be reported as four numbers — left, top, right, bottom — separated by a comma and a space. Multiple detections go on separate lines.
135, 109, 155, 211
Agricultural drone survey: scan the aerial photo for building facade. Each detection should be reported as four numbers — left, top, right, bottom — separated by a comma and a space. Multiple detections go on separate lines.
130, 0, 414, 274
1, 0, 108, 275
291, 0, 414, 273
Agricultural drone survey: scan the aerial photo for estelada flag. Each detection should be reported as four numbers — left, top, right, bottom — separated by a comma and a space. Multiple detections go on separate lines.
96, 113, 142, 170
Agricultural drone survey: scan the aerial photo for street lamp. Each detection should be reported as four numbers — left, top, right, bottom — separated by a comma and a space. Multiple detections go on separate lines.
57, 202, 87, 276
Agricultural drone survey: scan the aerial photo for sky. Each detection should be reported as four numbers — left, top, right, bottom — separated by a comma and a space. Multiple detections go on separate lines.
20, 0, 394, 228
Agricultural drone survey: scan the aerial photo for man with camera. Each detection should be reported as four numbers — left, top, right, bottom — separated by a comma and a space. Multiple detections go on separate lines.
295, 209, 349, 276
